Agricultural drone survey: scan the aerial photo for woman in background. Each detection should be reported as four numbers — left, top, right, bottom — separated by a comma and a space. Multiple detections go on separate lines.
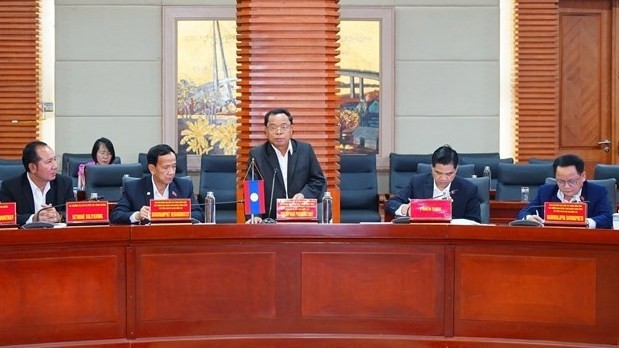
77, 137, 116, 190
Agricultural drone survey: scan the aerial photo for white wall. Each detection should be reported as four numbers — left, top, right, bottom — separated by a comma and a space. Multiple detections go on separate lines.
52, 0, 502, 193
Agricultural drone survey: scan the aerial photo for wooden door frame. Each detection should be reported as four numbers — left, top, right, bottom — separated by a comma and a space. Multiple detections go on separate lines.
515, 0, 619, 164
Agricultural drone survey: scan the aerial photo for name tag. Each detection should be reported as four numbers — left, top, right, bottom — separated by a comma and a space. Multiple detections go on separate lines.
276, 198, 318, 222
0, 202, 16, 227
66, 201, 109, 225
150, 199, 192, 222
543, 202, 587, 226
409, 199, 452, 221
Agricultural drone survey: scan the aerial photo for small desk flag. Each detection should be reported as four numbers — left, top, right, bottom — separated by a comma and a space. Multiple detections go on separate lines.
244, 180, 266, 215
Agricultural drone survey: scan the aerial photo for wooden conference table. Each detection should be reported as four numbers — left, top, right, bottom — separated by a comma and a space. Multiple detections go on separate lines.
1, 223, 618, 348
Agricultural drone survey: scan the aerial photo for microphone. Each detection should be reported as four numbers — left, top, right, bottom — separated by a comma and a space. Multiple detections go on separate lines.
432, 189, 459, 199
263, 168, 278, 224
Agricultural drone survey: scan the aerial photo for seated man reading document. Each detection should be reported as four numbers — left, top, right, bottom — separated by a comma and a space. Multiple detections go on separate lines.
0, 141, 74, 226
385, 145, 481, 223
247, 108, 326, 223
517, 154, 613, 229
111, 144, 203, 224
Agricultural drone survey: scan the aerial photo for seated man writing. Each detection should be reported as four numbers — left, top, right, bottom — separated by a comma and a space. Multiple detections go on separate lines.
517, 154, 612, 229
385, 144, 481, 223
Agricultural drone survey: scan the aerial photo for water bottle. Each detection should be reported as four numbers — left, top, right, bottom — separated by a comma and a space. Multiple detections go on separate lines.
482, 165, 492, 191
205, 191, 216, 224
321, 191, 333, 224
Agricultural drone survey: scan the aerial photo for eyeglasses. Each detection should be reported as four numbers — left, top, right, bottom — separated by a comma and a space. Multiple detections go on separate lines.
556, 177, 581, 187
97, 151, 112, 157
266, 124, 291, 133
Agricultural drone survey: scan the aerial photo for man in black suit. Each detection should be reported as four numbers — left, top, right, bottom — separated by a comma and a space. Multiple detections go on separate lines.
0, 141, 74, 226
248, 108, 326, 222
111, 144, 203, 224
385, 145, 481, 223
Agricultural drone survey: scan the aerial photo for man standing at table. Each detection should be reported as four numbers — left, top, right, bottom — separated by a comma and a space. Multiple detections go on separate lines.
517, 154, 612, 229
248, 108, 326, 223
111, 144, 203, 224
0, 141, 74, 226
385, 144, 481, 223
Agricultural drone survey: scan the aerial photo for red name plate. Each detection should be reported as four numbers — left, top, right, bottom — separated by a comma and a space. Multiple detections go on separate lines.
276, 198, 318, 221
66, 201, 109, 225
150, 199, 191, 222
0, 202, 16, 226
544, 202, 587, 226
409, 199, 452, 221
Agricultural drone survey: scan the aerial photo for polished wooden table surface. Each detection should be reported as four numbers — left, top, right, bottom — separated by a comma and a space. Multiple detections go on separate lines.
1, 223, 619, 348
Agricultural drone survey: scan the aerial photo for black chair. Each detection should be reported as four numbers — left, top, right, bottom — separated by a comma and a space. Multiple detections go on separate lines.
0, 158, 22, 165
199, 155, 237, 223
388, 153, 432, 195
63, 153, 121, 187
0, 164, 26, 191
460, 153, 514, 189
85, 163, 143, 201
464, 176, 491, 224
594, 164, 619, 207
545, 177, 617, 209
495, 163, 554, 201
529, 158, 555, 165
138, 152, 188, 177
416, 163, 476, 178
340, 154, 381, 223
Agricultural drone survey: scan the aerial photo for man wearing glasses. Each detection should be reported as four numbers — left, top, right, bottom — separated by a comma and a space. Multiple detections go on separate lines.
518, 154, 613, 228
385, 144, 481, 223
248, 108, 326, 223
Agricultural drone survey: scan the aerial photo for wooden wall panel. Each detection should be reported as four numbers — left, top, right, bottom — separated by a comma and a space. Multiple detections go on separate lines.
0, 247, 127, 345
0, 0, 40, 157
236, 0, 341, 222
515, 0, 560, 161
301, 251, 440, 320
454, 245, 619, 345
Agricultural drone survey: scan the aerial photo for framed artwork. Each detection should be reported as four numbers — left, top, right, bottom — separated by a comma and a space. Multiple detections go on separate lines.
163, 6, 394, 170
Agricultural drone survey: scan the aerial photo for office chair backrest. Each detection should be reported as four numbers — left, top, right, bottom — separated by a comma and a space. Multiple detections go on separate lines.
0, 158, 22, 165
416, 163, 476, 178
199, 155, 237, 223
389, 153, 432, 195
64, 154, 121, 187
464, 176, 490, 224
138, 152, 188, 177
0, 164, 25, 182
340, 154, 381, 223
495, 163, 554, 201
85, 163, 143, 201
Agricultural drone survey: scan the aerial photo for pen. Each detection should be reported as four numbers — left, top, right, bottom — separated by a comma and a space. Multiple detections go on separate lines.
535, 209, 539, 216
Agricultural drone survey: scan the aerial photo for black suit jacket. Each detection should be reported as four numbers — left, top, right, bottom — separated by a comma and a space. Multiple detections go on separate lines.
249, 139, 326, 219
110, 175, 204, 224
385, 173, 481, 223
517, 181, 613, 228
0, 172, 74, 226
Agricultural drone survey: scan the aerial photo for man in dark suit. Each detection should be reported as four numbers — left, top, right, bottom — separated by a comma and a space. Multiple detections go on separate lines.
0, 141, 74, 226
517, 154, 612, 229
385, 145, 481, 223
111, 144, 203, 224
248, 108, 326, 222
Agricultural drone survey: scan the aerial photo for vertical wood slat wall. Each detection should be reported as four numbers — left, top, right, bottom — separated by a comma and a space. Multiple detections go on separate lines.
515, 0, 560, 161
236, 0, 341, 222
0, 0, 40, 158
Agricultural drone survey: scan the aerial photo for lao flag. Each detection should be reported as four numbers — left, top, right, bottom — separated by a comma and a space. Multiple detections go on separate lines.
243, 180, 266, 215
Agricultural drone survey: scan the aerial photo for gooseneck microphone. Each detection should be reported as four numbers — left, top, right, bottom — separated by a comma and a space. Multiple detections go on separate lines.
21, 203, 68, 229
262, 168, 278, 224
